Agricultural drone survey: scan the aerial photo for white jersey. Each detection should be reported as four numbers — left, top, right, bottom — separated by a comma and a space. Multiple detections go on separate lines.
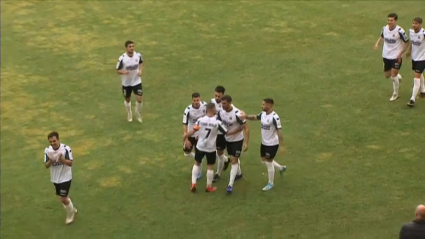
410, 28, 425, 61
183, 102, 207, 138
257, 111, 282, 146
44, 143, 73, 184
381, 25, 409, 59
218, 106, 246, 142
211, 98, 236, 135
116, 52, 143, 87
194, 116, 227, 152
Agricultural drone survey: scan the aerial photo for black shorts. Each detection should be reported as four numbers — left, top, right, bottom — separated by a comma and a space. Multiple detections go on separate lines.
53, 180, 72, 197
195, 147, 216, 165
412, 60, 425, 74
122, 83, 143, 98
383, 58, 402, 72
226, 140, 244, 158
183, 137, 197, 152
216, 134, 226, 150
260, 144, 279, 160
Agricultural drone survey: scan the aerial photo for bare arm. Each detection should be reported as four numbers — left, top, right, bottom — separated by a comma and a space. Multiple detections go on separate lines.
58, 154, 73, 167
242, 123, 250, 147
398, 41, 410, 59
138, 63, 144, 75
117, 69, 129, 75
245, 115, 259, 121
44, 157, 53, 168
183, 125, 188, 135
374, 36, 383, 49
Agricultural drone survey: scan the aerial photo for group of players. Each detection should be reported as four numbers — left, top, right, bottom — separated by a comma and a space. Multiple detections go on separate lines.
182, 86, 287, 194
374, 14, 425, 106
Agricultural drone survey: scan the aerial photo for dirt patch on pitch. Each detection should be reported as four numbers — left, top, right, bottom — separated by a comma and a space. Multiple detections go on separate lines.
99, 176, 121, 188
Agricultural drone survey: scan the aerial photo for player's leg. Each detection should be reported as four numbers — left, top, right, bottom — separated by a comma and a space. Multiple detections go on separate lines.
55, 180, 77, 224
388, 59, 402, 101
133, 84, 143, 123
213, 135, 228, 182
205, 152, 217, 192
191, 148, 204, 192
122, 86, 133, 121
226, 140, 243, 194
183, 137, 196, 159
420, 73, 425, 97
270, 145, 286, 174
408, 61, 425, 107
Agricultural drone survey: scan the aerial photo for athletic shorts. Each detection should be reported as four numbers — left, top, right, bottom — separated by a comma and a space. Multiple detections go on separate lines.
183, 137, 197, 152
216, 134, 226, 150
122, 83, 143, 98
226, 140, 244, 158
412, 60, 425, 74
53, 180, 72, 197
194, 147, 216, 165
260, 144, 279, 160
383, 58, 402, 72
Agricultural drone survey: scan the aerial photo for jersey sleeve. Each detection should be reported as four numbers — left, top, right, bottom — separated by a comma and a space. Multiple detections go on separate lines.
183, 107, 190, 125
44, 148, 49, 163
256, 112, 262, 120
116, 55, 124, 70
217, 120, 228, 134
272, 114, 282, 130
138, 53, 143, 64
399, 28, 409, 42
380, 26, 384, 37
64, 145, 73, 160
235, 111, 246, 125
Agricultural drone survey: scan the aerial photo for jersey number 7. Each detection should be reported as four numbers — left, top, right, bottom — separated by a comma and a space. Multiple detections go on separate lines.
205, 128, 211, 138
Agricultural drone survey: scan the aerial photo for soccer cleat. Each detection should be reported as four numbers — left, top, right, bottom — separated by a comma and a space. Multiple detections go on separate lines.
262, 183, 274, 191
205, 186, 217, 192
190, 184, 197, 192
65, 208, 77, 225
407, 100, 415, 107
389, 94, 398, 101
223, 159, 230, 171
226, 185, 233, 195
279, 166, 287, 176
212, 174, 220, 183
197, 172, 202, 180
136, 113, 142, 123
420, 92, 425, 98
235, 174, 243, 181
127, 112, 133, 122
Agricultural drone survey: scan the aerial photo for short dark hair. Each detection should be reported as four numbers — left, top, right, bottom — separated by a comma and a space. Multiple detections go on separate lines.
263, 98, 274, 105
192, 92, 200, 98
215, 86, 225, 94
388, 13, 398, 20
221, 95, 232, 103
413, 17, 423, 24
206, 102, 216, 111
125, 40, 134, 47
48, 131, 59, 140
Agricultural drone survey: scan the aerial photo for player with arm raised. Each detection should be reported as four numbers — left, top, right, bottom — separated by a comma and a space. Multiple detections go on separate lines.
406, 17, 425, 107
244, 98, 287, 191
183, 92, 207, 180
44, 131, 77, 224
116, 40, 144, 122
374, 13, 409, 101
218, 95, 250, 195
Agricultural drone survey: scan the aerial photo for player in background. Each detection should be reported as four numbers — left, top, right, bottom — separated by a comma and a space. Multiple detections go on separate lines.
374, 13, 409, 101
406, 17, 425, 107
183, 103, 228, 192
44, 132, 77, 225
243, 99, 287, 191
116, 40, 144, 122
183, 93, 207, 180
218, 95, 249, 194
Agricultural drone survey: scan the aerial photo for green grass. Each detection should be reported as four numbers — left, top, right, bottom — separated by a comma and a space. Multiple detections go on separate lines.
1, 1, 425, 238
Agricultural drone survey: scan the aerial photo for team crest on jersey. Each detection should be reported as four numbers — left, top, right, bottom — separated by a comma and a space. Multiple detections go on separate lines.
229, 117, 232, 120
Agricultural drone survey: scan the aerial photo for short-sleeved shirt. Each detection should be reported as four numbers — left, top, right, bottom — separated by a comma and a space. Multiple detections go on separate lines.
44, 143, 73, 184
194, 116, 227, 152
381, 25, 409, 60
183, 102, 207, 138
218, 106, 246, 142
257, 111, 282, 146
116, 52, 143, 87
410, 28, 425, 61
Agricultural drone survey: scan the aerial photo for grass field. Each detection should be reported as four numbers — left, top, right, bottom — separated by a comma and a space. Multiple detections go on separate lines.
1, 1, 425, 239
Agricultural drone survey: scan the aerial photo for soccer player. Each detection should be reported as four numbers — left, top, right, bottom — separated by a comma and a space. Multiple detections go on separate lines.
218, 95, 249, 194
374, 13, 409, 101
183, 92, 207, 179
116, 40, 144, 122
243, 98, 287, 191
183, 103, 228, 192
406, 17, 425, 107
44, 131, 77, 225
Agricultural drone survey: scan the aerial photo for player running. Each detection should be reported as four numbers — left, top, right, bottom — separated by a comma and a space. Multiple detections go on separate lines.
243, 98, 287, 191
374, 13, 409, 101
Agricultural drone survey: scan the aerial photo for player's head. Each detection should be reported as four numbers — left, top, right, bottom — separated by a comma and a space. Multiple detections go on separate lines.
220, 95, 232, 111
192, 92, 201, 108
125, 40, 134, 54
262, 98, 274, 111
214, 85, 225, 103
415, 205, 425, 220
47, 131, 60, 149
387, 13, 398, 28
206, 102, 216, 116
412, 17, 423, 31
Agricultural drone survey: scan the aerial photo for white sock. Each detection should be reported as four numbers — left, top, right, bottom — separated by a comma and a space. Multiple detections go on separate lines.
184, 152, 195, 159
397, 73, 402, 79
392, 76, 399, 95
273, 160, 283, 170
420, 74, 425, 93
228, 164, 238, 187
124, 101, 132, 113
216, 154, 224, 176
191, 165, 200, 184
199, 161, 203, 175
237, 159, 242, 175
411, 78, 421, 101
266, 162, 275, 185
64, 198, 74, 215
135, 101, 143, 114
206, 169, 214, 187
